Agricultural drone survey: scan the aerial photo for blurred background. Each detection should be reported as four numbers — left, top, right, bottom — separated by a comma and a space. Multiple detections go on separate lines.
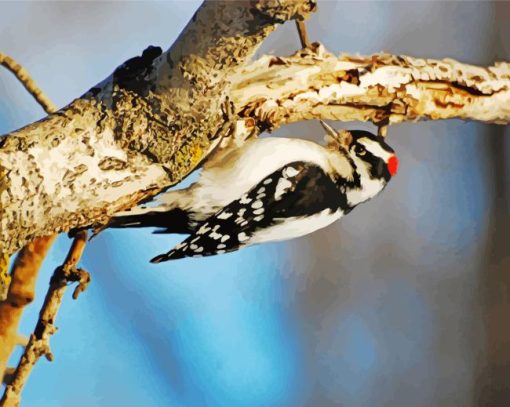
1, 1, 509, 406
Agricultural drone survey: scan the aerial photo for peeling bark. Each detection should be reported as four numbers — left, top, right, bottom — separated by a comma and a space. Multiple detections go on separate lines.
231, 46, 510, 130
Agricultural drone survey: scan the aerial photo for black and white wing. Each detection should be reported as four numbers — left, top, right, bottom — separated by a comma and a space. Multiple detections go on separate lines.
150, 161, 347, 263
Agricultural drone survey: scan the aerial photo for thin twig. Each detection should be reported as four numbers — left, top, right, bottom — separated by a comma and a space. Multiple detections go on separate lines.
0, 52, 57, 113
295, 19, 311, 49
1, 231, 90, 407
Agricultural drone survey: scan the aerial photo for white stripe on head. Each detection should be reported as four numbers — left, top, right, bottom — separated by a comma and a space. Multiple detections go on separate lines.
357, 137, 393, 162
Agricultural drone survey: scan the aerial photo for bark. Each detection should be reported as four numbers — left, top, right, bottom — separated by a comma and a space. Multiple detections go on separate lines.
1, 0, 509, 260
0, 0, 316, 257
231, 46, 510, 129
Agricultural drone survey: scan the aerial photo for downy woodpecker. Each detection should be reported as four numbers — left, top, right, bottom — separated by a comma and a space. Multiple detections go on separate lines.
110, 122, 398, 262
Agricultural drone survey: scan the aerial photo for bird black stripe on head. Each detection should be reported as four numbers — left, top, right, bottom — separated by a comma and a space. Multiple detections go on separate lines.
354, 136, 394, 182
357, 145, 390, 181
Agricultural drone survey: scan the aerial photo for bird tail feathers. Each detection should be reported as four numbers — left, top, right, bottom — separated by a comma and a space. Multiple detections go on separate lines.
108, 207, 194, 235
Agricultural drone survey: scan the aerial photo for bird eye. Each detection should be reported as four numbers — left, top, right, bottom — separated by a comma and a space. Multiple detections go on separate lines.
354, 144, 366, 156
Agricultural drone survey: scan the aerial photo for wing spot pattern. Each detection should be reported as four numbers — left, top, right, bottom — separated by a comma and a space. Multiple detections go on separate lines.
274, 178, 292, 200
284, 167, 299, 177
239, 194, 251, 204
217, 211, 233, 220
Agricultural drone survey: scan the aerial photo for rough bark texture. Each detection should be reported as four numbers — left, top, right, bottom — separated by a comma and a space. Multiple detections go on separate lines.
1, 0, 509, 260
0, 0, 317, 257
0, 1, 509, 405
231, 46, 510, 130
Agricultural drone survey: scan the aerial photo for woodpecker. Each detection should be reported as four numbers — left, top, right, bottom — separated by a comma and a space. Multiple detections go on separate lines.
110, 121, 398, 262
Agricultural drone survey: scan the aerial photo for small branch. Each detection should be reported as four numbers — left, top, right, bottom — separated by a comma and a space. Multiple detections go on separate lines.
0, 236, 56, 375
0, 52, 57, 114
295, 20, 311, 49
1, 231, 89, 407
231, 46, 510, 130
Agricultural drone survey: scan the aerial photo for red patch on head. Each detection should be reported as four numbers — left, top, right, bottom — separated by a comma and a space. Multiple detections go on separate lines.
387, 155, 399, 176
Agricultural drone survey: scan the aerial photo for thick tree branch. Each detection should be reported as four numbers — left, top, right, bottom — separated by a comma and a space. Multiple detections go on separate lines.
0, 0, 316, 257
0, 2, 507, 401
1, 1, 508, 261
230, 46, 510, 131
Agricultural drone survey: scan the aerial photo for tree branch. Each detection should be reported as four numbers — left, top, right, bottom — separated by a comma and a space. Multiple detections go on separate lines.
0, 1, 507, 402
230, 46, 510, 131
0, 52, 57, 114
1, 1, 508, 261
1, 231, 89, 407
0, 0, 317, 257
295, 20, 311, 49
0, 236, 56, 378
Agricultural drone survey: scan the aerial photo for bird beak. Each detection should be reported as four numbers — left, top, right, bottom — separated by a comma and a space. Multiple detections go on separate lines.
320, 120, 352, 148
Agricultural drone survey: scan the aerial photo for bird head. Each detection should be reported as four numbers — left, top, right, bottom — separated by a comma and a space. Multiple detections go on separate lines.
320, 120, 398, 207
